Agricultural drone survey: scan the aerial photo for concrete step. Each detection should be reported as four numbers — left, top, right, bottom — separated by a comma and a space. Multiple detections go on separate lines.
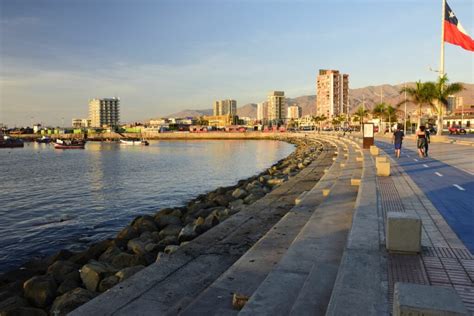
238, 141, 359, 316
177, 140, 344, 315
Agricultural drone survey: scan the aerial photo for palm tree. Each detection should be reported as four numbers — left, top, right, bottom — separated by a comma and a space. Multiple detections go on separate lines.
353, 106, 368, 128
429, 75, 464, 136
312, 115, 327, 132
398, 81, 435, 129
372, 103, 387, 132
384, 105, 397, 132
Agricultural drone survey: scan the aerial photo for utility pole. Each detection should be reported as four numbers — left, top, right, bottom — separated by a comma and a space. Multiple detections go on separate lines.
404, 83, 407, 135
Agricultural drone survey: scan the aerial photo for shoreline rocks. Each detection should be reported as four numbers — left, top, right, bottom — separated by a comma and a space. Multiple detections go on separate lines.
0, 136, 325, 315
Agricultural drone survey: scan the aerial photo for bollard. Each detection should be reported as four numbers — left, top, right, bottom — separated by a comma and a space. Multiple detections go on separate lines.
370, 145, 379, 156
377, 161, 390, 176
322, 189, 330, 197
386, 212, 421, 253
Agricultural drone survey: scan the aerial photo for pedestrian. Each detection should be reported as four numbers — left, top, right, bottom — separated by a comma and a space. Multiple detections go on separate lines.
424, 127, 431, 157
416, 125, 427, 158
392, 124, 404, 158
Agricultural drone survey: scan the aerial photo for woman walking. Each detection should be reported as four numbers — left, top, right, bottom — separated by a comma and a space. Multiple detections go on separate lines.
416, 126, 427, 158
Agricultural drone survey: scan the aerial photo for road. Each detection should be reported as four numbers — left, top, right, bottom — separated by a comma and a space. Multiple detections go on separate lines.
376, 137, 474, 253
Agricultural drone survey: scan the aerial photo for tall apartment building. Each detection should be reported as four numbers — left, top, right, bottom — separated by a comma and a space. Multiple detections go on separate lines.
447, 95, 464, 113
268, 91, 286, 124
88, 98, 120, 128
316, 69, 349, 118
257, 102, 268, 123
213, 99, 237, 116
287, 104, 302, 120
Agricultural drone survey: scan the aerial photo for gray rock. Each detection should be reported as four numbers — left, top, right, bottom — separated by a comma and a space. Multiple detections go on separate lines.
80, 260, 116, 292
116, 225, 139, 241
232, 188, 248, 199
127, 238, 148, 256
178, 223, 198, 243
213, 194, 233, 207
229, 199, 244, 209
50, 288, 96, 316
47, 260, 80, 284
98, 246, 122, 264
115, 266, 145, 282
98, 275, 119, 292
156, 235, 179, 248
259, 175, 271, 183
23, 275, 57, 307
132, 216, 158, 233
0, 296, 29, 312
158, 224, 182, 239
204, 213, 220, 230
57, 278, 80, 295
155, 215, 182, 229
164, 245, 180, 255
110, 252, 146, 269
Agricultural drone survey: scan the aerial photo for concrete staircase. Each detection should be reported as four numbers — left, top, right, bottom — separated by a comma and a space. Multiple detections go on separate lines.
179, 136, 363, 315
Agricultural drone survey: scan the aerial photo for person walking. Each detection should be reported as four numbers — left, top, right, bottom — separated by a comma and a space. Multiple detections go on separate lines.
416, 126, 427, 158
392, 124, 404, 158
424, 128, 431, 157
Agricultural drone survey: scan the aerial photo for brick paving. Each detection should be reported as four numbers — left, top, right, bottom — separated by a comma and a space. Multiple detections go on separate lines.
376, 150, 474, 312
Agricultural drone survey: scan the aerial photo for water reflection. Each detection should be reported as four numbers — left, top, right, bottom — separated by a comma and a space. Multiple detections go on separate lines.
0, 140, 294, 272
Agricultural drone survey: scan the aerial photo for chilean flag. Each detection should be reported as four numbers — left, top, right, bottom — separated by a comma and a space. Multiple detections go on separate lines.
444, 2, 474, 51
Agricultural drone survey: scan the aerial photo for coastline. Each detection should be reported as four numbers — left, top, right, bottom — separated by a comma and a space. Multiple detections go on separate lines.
0, 134, 326, 315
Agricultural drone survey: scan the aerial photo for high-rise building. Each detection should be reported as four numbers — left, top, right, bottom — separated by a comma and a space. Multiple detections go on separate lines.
213, 99, 237, 116
268, 91, 286, 124
88, 98, 120, 128
316, 69, 349, 118
257, 102, 268, 123
287, 104, 302, 120
447, 95, 464, 113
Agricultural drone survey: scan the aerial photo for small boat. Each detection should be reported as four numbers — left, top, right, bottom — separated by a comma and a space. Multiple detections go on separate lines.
54, 139, 86, 149
36, 136, 52, 143
0, 136, 24, 148
119, 139, 149, 146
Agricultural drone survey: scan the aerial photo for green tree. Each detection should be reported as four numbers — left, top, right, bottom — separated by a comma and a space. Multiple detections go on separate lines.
428, 75, 464, 136
384, 105, 397, 131
353, 106, 368, 127
398, 81, 435, 129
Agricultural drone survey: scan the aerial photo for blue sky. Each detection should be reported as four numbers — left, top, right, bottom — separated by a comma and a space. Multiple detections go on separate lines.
1, 0, 473, 126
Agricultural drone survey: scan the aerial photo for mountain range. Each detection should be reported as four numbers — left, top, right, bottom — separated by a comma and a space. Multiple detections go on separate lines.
164, 82, 473, 119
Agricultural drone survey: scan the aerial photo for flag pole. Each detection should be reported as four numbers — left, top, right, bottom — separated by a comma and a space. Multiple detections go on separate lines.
440, 0, 446, 77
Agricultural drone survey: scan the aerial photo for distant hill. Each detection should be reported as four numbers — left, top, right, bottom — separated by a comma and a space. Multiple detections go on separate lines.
163, 82, 473, 119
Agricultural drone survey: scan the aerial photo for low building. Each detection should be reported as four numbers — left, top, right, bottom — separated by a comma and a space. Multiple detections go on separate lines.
287, 104, 302, 119
203, 115, 238, 129
72, 118, 91, 128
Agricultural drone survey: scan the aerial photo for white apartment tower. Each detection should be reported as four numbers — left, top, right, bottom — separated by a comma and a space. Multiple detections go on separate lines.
268, 91, 286, 124
213, 99, 237, 116
89, 97, 120, 128
257, 102, 268, 123
287, 104, 302, 120
316, 69, 349, 118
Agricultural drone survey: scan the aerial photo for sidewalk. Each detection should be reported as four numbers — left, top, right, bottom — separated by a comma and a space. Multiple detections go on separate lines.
375, 142, 474, 312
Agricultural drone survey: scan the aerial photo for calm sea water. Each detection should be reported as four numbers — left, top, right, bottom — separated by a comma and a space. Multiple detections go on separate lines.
0, 140, 294, 273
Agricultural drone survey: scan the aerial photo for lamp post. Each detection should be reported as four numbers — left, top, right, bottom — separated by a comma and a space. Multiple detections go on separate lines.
404, 83, 407, 135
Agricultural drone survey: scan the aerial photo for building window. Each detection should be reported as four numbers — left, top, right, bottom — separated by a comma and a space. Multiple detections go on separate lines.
467, 121, 471, 128
459, 121, 462, 126
447, 121, 450, 127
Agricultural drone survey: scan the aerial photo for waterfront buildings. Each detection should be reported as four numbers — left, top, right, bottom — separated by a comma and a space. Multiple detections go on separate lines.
316, 69, 349, 119
257, 102, 269, 124
88, 97, 120, 128
72, 118, 91, 128
447, 95, 464, 113
287, 104, 302, 120
268, 91, 286, 124
204, 115, 237, 128
213, 99, 237, 116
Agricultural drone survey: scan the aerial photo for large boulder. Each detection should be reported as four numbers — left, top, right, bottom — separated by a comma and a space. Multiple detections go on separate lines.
154, 215, 182, 229
228, 199, 244, 210
231, 188, 247, 199
115, 266, 145, 282
0, 296, 29, 313
158, 225, 182, 240
23, 275, 57, 308
69, 240, 113, 265
132, 216, 157, 234
98, 275, 119, 292
57, 278, 80, 295
116, 226, 139, 241
79, 260, 116, 292
127, 238, 148, 256
47, 260, 80, 284
110, 252, 146, 270
98, 246, 122, 264
203, 213, 220, 231
50, 288, 96, 316
213, 194, 233, 207
178, 224, 198, 243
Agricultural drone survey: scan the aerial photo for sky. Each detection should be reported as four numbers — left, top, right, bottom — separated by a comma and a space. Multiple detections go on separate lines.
0, 0, 473, 127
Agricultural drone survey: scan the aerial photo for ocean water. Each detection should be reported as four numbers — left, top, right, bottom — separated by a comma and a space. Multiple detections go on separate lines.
0, 139, 294, 272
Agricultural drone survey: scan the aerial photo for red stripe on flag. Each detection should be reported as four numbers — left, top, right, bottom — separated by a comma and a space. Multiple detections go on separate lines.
444, 20, 474, 52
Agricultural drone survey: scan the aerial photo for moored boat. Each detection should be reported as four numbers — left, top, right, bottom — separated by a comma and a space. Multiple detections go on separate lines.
119, 139, 149, 146
36, 136, 52, 143
0, 136, 24, 148
54, 139, 86, 149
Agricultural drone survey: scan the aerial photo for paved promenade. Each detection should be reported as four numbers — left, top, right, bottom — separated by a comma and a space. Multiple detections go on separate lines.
71, 133, 473, 315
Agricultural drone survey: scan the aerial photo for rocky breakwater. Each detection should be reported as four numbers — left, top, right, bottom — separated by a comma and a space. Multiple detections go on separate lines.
0, 136, 324, 316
